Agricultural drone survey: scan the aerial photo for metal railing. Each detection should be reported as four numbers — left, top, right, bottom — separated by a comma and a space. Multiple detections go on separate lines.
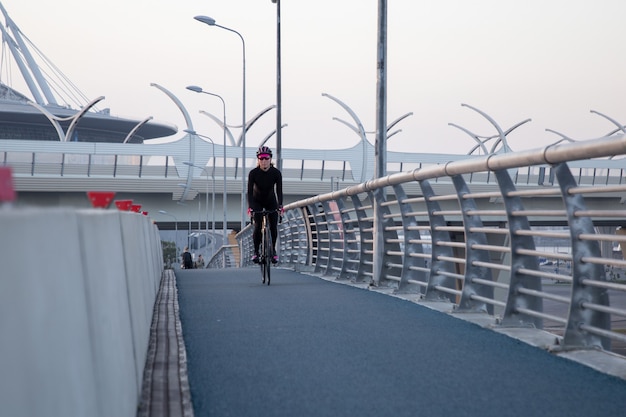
207, 245, 239, 268
4, 138, 626, 191
238, 135, 626, 355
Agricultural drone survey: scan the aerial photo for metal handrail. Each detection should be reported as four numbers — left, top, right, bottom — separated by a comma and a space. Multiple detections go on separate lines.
238, 135, 626, 355
206, 244, 238, 268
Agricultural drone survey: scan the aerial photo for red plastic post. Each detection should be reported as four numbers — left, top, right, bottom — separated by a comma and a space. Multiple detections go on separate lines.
114, 199, 133, 211
142, 211, 149, 216
0, 167, 16, 202
86, 191, 115, 208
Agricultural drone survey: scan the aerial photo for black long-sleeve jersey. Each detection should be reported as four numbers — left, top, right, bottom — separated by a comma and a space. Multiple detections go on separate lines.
247, 165, 283, 211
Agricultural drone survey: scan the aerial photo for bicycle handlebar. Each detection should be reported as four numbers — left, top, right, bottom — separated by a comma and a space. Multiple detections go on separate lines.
250, 209, 280, 215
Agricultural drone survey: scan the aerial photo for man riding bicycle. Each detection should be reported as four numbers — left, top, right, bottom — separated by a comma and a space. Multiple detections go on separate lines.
247, 146, 283, 264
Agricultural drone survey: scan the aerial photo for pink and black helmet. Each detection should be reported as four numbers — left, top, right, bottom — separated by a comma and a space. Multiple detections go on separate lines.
256, 146, 272, 158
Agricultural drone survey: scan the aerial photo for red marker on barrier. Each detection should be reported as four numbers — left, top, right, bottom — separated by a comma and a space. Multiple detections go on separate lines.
0, 167, 16, 202
114, 200, 133, 211
130, 204, 142, 213
87, 191, 115, 208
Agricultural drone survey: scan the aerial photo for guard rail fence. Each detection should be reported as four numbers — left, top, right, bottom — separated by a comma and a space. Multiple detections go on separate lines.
238, 135, 626, 360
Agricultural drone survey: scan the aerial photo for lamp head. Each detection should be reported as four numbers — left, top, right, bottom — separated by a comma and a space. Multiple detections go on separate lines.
186, 85, 203, 93
194, 15, 216, 26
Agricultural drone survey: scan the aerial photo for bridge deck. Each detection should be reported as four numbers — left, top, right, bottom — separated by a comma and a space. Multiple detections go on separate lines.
161, 267, 626, 417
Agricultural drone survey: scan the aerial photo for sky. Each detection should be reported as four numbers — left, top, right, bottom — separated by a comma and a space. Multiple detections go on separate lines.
2, 0, 626, 154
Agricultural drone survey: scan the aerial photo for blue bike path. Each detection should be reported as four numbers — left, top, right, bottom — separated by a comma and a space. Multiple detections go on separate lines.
176, 267, 626, 417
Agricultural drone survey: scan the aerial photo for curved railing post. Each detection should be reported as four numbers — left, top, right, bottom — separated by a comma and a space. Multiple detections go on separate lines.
451, 174, 495, 314
279, 209, 296, 267
299, 206, 314, 268
393, 184, 425, 293
370, 189, 384, 287
370, 187, 402, 287
313, 202, 331, 274
277, 211, 289, 264
307, 203, 326, 273
341, 199, 361, 282
494, 169, 543, 328
350, 194, 372, 284
419, 180, 457, 302
554, 162, 611, 350
333, 198, 358, 281
236, 225, 254, 268
321, 200, 341, 277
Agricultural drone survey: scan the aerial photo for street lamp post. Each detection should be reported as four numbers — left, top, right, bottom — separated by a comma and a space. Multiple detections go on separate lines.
186, 86, 228, 244
177, 186, 198, 252
180, 202, 192, 249
271, 0, 282, 171
373, 0, 388, 287
194, 15, 247, 230
158, 210, 179, 263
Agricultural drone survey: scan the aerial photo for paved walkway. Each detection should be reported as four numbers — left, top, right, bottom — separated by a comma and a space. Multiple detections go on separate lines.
172, 267, 626, 417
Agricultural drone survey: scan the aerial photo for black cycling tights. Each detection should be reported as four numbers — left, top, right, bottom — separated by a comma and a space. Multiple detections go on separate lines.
253, 210, 279, 255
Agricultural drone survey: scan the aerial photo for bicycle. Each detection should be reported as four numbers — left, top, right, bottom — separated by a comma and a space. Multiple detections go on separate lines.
252, 209, 279, 285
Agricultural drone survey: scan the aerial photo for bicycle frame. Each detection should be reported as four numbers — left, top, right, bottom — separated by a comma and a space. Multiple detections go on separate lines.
253, 209, 278, 285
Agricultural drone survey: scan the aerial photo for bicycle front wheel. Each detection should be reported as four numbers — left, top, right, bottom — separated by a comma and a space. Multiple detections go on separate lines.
264, 223, 273, 285
261, 259, 268, 284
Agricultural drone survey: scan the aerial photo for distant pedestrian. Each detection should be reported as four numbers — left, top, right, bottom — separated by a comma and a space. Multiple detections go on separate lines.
196, 254, 205, 269
182, 246, 193, 269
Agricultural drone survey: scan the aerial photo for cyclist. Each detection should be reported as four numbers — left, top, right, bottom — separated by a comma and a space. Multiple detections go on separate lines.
247, 146, 283, 264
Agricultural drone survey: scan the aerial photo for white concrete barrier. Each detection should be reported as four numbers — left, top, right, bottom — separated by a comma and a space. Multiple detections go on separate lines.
77, 210, 139, 417
0, 207, 163, 417
120, 213, 157, 388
